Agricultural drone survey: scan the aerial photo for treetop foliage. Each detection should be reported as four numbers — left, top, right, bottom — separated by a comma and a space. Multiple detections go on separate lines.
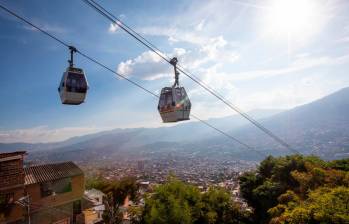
239, 154, 349, 224
143, 177, 252, 224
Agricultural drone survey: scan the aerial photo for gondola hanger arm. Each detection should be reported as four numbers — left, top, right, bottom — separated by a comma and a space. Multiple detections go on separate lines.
68, 46, 78, 68
170, 57, 179, 87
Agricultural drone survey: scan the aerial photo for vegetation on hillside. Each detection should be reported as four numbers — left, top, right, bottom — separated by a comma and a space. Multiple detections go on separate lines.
85, 156, 349, 224
143, 176, 252, 224
239, 155, 349, 224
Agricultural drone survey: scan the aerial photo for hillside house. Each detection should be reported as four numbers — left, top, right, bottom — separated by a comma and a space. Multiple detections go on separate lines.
0, 151, 85, 224
0, 151, 26, 223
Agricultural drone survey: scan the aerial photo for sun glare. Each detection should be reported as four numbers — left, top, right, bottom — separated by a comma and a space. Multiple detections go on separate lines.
263, 0, 324, 40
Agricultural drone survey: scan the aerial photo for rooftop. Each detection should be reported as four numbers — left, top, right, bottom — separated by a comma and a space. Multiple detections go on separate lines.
85, 188, 105, 198
0, 151, 26, 159
24, 161, 83, 185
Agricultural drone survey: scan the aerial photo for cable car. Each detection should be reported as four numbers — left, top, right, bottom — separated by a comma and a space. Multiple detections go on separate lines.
58, 46, 88, 105
158, 57, 191, 122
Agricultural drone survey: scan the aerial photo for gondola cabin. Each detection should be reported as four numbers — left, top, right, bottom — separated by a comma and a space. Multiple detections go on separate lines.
58, 67, 88, 105
158, 86, 191, 122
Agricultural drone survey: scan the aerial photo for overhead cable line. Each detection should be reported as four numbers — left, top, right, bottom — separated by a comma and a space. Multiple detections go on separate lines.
81, 0, 299, 154
0, 3, 266, 158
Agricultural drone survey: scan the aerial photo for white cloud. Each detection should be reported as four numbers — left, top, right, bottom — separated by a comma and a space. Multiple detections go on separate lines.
0, 126, 107, 143
116, 51, 169, 80
195, 19, 206, 31
108, 23, 120, 33
168, 36, 179, 43
189, 72, 348, 119
200, 36, 240, 63
211, 53, 349, 82
336, 36, 349, 43
117, 59, 133, 75
115, 32, 239, 84
185, 52, 349, 118
116, 48, 187, 80
137, 26, 209, 45
234, 78, 348, 111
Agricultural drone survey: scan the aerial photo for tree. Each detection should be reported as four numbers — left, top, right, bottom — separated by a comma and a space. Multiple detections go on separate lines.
128, 205, 143, 224
240, 155, 307, 223
239, 171, 261, 206
270, 187, 349, 224
239, 155, 349, 224
143, 177, 252, 224
328, 158, 349, 171
200, 188, 252, 224
86, 176, 139, 224
143, 177, 200, 224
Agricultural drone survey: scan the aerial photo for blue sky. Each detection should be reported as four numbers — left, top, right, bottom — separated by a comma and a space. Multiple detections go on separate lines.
0, 0, 349, 143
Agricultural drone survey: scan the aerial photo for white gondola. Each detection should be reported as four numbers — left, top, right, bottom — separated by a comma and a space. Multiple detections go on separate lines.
58, 46, 88, 105
158, 58, 191, 122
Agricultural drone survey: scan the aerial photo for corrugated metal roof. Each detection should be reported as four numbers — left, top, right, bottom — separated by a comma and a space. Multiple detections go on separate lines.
0, 151, 26, 159
24, 161, 83, 185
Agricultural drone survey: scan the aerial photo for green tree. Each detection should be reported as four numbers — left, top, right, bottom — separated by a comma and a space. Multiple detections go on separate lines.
143, 178, 200, 224
328, 158, 349, 171
143, 177, 252, 224
271, 187, 349, 224
128, 205, 143, 224
240, 155, 349, 224
240, 155, 307, 223
86, 176, 139, 224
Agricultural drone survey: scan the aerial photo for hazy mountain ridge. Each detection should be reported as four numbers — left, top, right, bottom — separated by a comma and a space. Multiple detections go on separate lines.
0, 109, 281, 153
208, 87, 349, 159
2, 87, 349, 161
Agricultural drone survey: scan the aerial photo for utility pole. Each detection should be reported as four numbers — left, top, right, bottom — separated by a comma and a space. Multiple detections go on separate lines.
15, 194, 31, 224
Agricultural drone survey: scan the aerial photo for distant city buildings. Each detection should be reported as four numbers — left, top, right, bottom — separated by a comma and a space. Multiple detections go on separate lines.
81, 154, 257, 200
137, 160, 145, 172
1, 150, 256, 223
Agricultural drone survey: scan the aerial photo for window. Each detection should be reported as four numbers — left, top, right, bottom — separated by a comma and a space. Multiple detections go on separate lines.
0, 192, 14, 205
58, 73, 65, 90
40, 182, 53, 197
66, 72, 87, 93
159, 94, 166, 107
40, 178, 72, 197
165, 92, 173, 105
175, 88, 182, 103
181, 88, 187, 98
53, 178, 72, 194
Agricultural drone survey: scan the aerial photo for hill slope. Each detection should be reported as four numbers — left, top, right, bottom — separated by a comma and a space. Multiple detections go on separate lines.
2, 87, 349, 161
208, 87, 349, 159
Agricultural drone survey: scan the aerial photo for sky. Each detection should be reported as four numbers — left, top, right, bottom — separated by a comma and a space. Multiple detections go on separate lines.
0, 0, 349, 143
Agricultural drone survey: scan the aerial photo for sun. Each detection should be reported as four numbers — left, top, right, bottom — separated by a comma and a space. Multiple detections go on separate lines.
262, 0, 323, 40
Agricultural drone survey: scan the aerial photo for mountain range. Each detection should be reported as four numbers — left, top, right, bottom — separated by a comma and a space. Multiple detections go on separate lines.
1, 87, 349, 162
